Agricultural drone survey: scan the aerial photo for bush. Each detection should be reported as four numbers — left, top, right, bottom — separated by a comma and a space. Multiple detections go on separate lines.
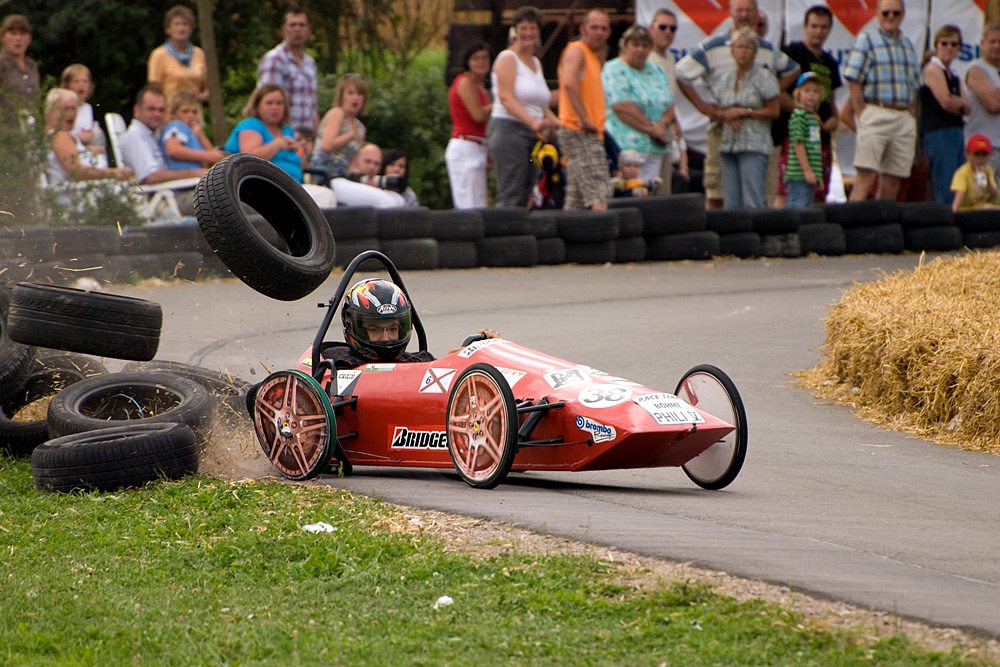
326, 50, 452, 210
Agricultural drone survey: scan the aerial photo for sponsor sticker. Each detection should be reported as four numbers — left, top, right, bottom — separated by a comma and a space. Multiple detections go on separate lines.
457, 338, 506, 358
419, 368, 457, 393
633, 393, 706, 426
364, 363, 396, 372
577, 384, 632, 408
575, 415, 617, 443
336, 370, 362, 396
543, 368, 590, 390
389, 427, 449, 450
496, 367, 527, 389
376, 304, 397, 314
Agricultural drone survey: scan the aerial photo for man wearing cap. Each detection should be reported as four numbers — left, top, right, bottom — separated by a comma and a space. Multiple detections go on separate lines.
774, 5, 841, 205
965, 24, 1000, 178
951, 134, 998, 211
843, 0, 920, 201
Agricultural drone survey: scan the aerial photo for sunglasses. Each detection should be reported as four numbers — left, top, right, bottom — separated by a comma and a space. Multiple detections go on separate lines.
938, 40, 960, 47
881, 9, 902, 17
656, 23, 678, 32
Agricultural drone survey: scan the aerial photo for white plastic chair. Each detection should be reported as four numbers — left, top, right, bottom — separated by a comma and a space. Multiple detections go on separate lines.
105, 112, 200, 220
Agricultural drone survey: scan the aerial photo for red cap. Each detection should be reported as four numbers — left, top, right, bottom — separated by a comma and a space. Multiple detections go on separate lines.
967, 134, 992, 153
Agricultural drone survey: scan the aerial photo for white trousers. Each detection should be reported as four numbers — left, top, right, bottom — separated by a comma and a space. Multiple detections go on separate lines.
445, 137, 489, 209
331, 178, 405, 208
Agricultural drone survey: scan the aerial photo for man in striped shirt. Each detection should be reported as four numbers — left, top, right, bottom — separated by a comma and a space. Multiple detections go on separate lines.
843, 0, 920, 201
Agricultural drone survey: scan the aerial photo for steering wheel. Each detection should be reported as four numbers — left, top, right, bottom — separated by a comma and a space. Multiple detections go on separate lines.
460, 333, 487, 348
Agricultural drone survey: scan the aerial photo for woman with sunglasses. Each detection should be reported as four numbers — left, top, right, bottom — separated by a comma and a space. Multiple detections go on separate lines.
920, 25, 970, 204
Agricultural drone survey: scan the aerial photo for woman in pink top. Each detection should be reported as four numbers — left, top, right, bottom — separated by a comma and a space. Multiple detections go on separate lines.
446, 41, 492, 208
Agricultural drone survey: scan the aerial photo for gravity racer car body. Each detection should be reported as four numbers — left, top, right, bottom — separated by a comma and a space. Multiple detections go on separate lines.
250, 252, 747, 490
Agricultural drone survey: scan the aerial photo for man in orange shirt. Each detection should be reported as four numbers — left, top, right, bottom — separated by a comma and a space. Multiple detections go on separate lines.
558, 10, 612, 210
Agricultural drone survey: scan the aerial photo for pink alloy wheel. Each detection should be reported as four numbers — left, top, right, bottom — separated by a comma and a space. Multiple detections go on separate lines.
252, 370, 335, 480
446, 364, 516, 488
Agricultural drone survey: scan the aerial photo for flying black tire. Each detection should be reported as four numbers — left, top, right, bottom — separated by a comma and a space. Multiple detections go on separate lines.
324, 206, 378, 239
963, 230, 1000, 248
565, 240, 616, 264
904, 225, 963, 251
955, 209, 1000, 233
760, 233, 802, 258
1, 367, 88, 457
647, 230, 720, 261
476, 235, 538, 267
437, 241, 478, 269
0, 283, 36, 405
706, 209, 753, 234
898, 201, 954, 228
718, 231, 761, 258
537, 237, 566, 265
31, 422, 198, 493
798, 223, 846, 256
194, 154, 335, 301
752, 208, 800, 234
7, 283, 161, 362
46, 371, 212, 444
528, 211, 559, 239
844, 223, 905, 255
476, 207, 532, 236
374, 207, 433, 239
430, 210, 485, 241
614, 235, 647, 263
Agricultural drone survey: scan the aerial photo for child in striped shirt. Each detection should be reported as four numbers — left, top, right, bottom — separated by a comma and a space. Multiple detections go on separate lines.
785, 72, 824, 208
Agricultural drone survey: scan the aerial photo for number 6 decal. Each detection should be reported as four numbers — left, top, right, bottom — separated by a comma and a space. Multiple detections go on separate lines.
577, 385, 632, 408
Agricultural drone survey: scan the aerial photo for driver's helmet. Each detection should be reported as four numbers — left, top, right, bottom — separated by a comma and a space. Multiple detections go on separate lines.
342, 278, 412, 361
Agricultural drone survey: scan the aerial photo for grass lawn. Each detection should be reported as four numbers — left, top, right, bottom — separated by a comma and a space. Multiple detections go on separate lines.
0, 456, 992, 665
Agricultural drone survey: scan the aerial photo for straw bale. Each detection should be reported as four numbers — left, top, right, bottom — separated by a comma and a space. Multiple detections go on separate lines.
795, 250, 1000, 455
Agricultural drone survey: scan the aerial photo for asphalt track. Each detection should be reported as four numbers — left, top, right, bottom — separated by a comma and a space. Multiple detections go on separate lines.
137, 252, 1000, 638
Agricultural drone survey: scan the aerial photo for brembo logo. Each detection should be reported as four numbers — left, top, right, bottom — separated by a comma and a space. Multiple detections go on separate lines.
390, 427, 449, 450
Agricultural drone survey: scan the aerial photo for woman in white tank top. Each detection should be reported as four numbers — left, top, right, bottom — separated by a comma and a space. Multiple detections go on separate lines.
486, 6, 560, 208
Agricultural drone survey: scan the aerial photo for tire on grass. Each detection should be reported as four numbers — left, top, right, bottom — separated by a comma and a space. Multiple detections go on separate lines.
31, 422, 198, 493
194, 154, 335, 301
7, 283, 161, 362
1, 367, 87, 457
46, 371, 213, 445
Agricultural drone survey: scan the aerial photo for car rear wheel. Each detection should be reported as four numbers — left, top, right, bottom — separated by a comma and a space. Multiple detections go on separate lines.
251, 370, 335, 480
446, 363, 517, 489
675, 364, 747, 490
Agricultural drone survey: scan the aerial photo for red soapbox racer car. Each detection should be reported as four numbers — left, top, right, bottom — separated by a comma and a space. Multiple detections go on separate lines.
249, 251, 747, 490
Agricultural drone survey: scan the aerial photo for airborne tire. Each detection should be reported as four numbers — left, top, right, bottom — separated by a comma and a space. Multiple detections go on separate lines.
7, 283, 161, 362
194, 154, 335, 301
31, 423, 198, 493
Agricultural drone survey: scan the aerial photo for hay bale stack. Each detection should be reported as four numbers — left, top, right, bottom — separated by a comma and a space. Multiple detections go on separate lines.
797, 251, 1000, 454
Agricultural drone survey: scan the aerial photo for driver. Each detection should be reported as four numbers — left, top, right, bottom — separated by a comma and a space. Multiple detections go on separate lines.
326, 278, 498, 369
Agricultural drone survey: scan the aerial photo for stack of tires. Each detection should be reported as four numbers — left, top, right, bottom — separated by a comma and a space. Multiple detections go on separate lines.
752, 208, 802, 258
0, 282, 246, 493
473, 207, 538, 268
373, 207, 439, 270
325, 206, 379, 268
956, 208, 1000, 248
611, 193, 719, 261
821, 201, 904, 255
707, 209, 758, 258
430, 209, 484, 269
897, 202, 963, 251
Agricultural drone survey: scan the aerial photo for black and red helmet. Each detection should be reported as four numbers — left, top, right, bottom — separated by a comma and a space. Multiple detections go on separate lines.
341, 278, 412, 360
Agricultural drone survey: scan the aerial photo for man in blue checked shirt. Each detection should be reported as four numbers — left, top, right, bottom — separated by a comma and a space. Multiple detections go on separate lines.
843, 0, 921, 201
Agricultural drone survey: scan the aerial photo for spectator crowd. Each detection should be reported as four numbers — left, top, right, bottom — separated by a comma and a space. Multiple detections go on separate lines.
2, 2, 1000, 219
